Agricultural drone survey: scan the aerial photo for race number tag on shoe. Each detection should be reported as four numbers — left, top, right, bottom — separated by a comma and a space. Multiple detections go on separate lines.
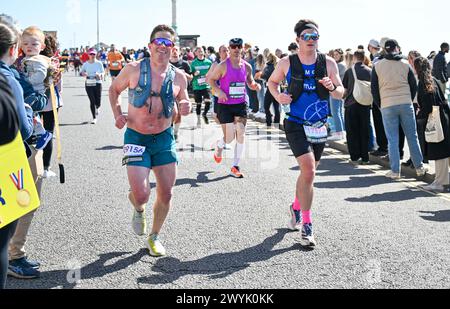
229, 82, 246, 99
304, 126, 328, 144
123, 144, 146, 157
86, 78, 97, 86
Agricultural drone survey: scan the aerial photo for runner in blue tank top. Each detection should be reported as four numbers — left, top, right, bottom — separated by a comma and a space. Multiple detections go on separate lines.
268, 19, 344, 248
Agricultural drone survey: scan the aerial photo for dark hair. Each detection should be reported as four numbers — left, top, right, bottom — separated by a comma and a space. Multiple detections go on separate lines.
41, 34, 58, 57
441, 42, 449, 50
354, 50, 365, 62
357, 45, 364, 50
207, 46, 215, 54
294, 19, 319, 37
0, 23, 19, 58
288, 42, 299, 51
414, 57, 435, 94
150, 25, 176, 42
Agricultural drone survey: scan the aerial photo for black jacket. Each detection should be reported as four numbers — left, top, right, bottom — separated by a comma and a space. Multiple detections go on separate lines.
0, 72, 19, 146
261, 62, 275, 82
417, 78, 450, 160
432, 51, 448, 83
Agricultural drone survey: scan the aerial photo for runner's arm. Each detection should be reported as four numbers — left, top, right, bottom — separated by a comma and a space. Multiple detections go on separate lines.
268, 57, 292, 105
109, 64, 133, 120
175, 71, 191, 116
323, 56, 344, 100
245, 62, 260, 91
208, 62, 227, 100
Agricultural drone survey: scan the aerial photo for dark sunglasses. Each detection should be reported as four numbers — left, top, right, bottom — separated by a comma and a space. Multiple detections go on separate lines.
151, 38, 175, 47
300, 33, 320, 41
230, 44, 243, 50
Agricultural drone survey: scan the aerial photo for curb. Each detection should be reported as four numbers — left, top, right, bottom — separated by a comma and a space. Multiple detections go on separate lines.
248, 113, 436, 184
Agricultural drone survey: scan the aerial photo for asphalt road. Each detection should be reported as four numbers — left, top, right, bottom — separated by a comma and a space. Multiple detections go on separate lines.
7, 74, 450, 289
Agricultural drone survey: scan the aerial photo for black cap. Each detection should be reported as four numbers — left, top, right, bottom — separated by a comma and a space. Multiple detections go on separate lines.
384, 39, 400, 53
229, 38, 243, 46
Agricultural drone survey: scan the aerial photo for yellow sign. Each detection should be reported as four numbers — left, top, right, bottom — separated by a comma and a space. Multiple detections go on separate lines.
0, 133, 40, 228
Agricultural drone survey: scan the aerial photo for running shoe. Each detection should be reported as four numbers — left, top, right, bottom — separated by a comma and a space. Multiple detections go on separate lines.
91, 119, 98, 125
385, 171, 401, 180
132, 209, 147, 237
422, 183, 445, 193
214, 145, 223, 164
231, 166, 244, 178
146, 234, 166, 257
288, 204, 302, 231
203, 115, 210, 125
416, 166, 428, 177
300, 223, 317, 248
35, 131, 53, 151
7, 263, 40, 279
10, 257, 41, 270
42, 169, 57, 179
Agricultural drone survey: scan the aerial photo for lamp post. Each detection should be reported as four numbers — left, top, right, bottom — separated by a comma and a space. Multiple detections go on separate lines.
172, 0, 179, 44
96, 0, 100, 49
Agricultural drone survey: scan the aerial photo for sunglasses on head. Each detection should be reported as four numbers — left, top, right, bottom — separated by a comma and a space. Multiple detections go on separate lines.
300, 33, 320, 41
151, 38, 175, 47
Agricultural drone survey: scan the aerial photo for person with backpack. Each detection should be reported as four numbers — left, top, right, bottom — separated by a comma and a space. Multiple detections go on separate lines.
268, 19, 344, 247
342, 49, 372, 165
371, 39, 427, 180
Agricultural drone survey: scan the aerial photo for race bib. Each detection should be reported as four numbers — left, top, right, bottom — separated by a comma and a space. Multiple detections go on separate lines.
112, 61, 120, 68
229, 82, 246, 99
123, 144, 146, 157
86, 78, 97, 86
304, 125, 328, 144
197, 77, 206, 86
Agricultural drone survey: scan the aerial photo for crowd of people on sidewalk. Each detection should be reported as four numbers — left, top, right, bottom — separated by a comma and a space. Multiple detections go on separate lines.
1, 13, 450, 290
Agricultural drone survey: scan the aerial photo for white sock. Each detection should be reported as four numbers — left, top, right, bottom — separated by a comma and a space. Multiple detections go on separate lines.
233, 142, 244, 167
217, 138, 226, 149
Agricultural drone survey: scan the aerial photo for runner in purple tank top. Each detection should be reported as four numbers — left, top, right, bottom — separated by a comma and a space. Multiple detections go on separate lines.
208, 38, 261, 178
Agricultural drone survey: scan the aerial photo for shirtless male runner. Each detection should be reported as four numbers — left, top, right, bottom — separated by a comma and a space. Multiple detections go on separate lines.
109, 25, 191, 257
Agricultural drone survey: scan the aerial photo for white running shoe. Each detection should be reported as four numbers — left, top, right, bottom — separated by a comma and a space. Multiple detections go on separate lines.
288, 204, 302, 231
385, 171, 401, 180
42, 170, 57, 179
416, 166, 428, 177
300, 223, 317, 248
132, 209, 147, 236
422, 183, 445, 193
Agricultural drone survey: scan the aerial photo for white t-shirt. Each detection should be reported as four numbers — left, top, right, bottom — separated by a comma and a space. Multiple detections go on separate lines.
81, 60, 105, 84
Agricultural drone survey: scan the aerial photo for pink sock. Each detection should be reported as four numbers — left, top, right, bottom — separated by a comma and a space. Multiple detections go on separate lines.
293, 197, 301, 211
302, 210, 312, 224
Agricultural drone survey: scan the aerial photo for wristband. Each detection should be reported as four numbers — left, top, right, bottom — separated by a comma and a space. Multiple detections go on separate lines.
329, 84, 337, 92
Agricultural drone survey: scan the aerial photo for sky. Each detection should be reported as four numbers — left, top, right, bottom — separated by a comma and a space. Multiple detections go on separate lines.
1, 0, 449, 59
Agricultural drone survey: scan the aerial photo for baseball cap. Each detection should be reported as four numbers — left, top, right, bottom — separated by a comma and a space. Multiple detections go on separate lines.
88, 48, 97, 55
384, 39, 400, 53
379, 37, 390, 50
368, 39, 380, 49
230, 38, 244, 46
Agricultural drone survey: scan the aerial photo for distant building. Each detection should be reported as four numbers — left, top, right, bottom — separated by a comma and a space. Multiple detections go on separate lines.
179, 35, 200, 49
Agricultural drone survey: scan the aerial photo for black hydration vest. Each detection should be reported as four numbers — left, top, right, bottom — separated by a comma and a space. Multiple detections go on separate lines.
287, 53, 330, 103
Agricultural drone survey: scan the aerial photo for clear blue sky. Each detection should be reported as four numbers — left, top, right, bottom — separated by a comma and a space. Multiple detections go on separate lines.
2, 0, 449, 58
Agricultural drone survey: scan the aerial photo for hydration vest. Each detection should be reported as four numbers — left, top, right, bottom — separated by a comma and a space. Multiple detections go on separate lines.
287, 53, 329, 103
128, 57, 176, 119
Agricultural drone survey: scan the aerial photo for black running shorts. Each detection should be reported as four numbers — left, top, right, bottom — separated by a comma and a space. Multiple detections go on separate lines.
194, 89, 211, 104
217, 103, 247, 124
284, 119, 326, 161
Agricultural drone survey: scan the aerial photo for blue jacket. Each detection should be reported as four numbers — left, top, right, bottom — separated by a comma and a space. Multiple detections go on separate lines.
0, 61, 33, 141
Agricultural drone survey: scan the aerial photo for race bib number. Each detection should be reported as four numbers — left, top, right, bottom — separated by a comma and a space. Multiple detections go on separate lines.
197, 77, 206, 86
86, 78, 97, 86
123, 144, 146, 157
304, 125, 328, 144
229, 82, 246, 99
112, 61, 120, 68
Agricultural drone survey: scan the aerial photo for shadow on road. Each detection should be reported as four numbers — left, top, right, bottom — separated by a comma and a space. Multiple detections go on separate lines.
8, 250, 148, 289
419, 210, 450, 222
345, 189, 431, 203
315, 176, 387, 189
60, 122, 90, 127
136, 229, 308, 286
151, 172, 234, 188
96, 145, 123, 151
